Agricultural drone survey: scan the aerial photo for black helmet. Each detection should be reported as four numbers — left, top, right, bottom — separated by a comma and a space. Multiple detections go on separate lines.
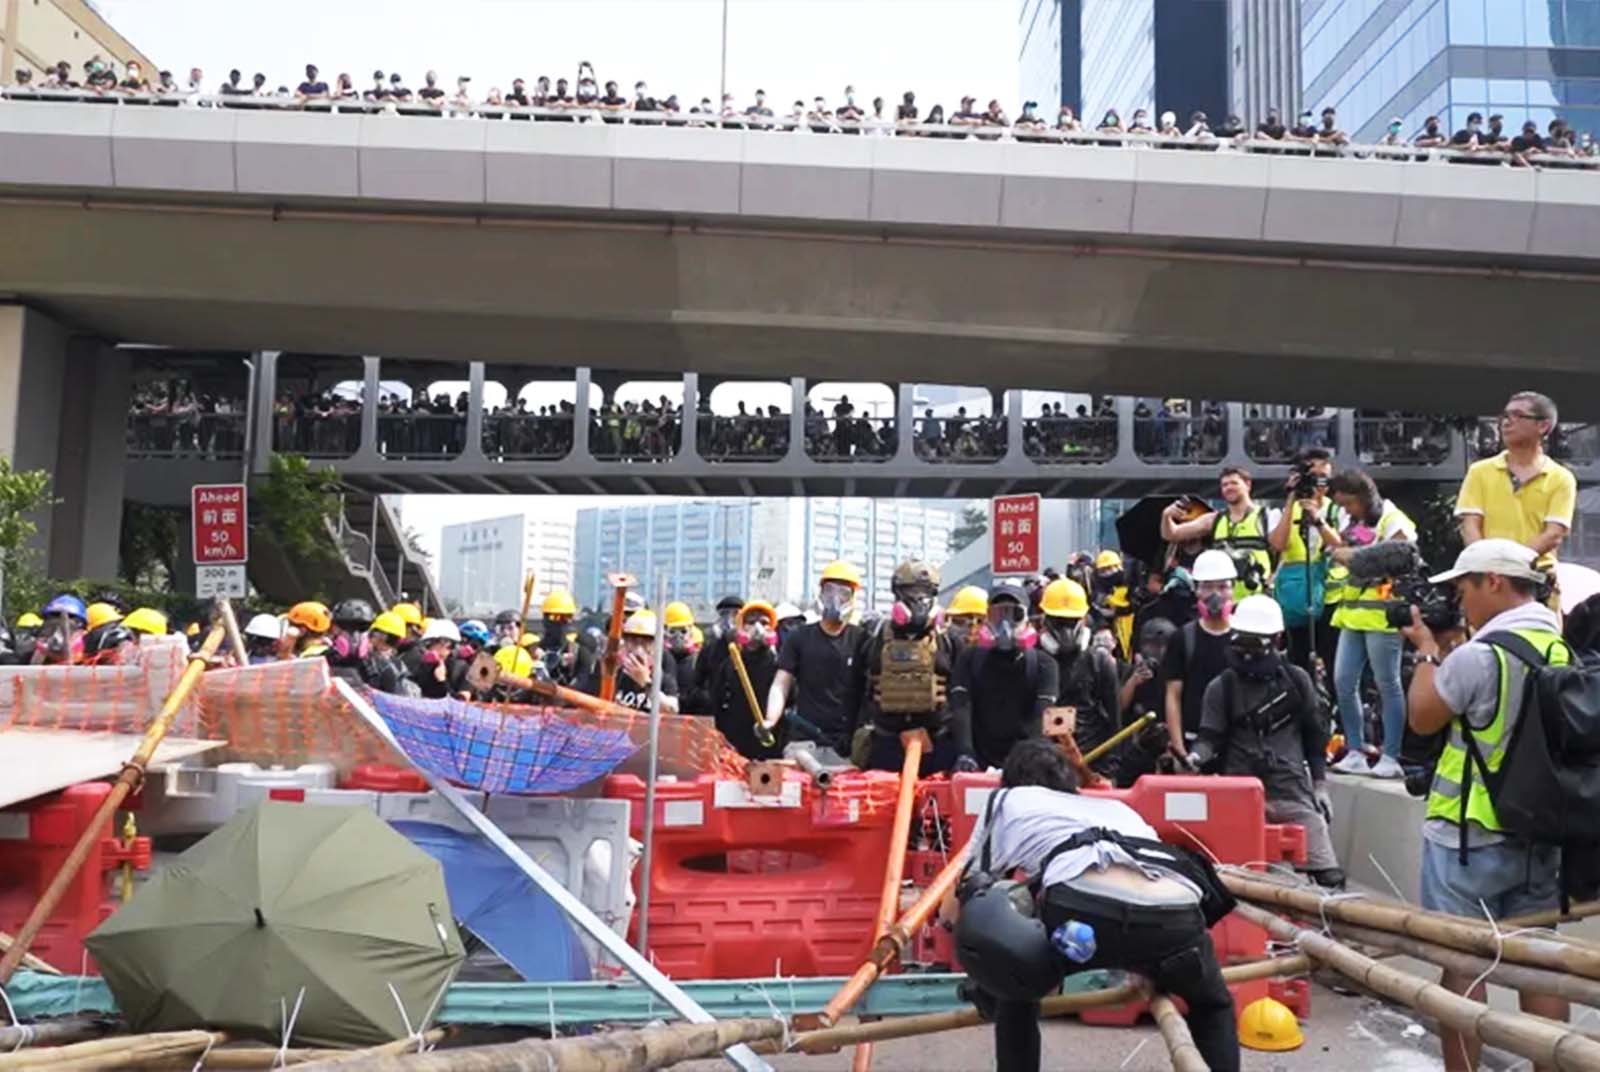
332, 599, 375, 629
494, 609, 520, 626
1138, 617, 1178, 649
83, 622, 136, 656
715, 595, 744, 613
955, 877, 1062, 1002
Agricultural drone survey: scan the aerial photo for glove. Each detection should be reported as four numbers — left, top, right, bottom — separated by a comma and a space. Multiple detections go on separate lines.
1314, 784, 1333, 825
954, 754, 981, 774
1184, 752, 1204, 773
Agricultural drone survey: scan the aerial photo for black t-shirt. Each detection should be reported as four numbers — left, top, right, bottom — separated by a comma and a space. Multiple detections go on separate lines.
297, 80, 329, 96
577, 664, 678, 713
599, 93, 626, 107
777, 622, 866, 745
1290, 123, 1317, 139
1512, 133, 1545, 153
1256, 121, 1286, 139
418, 86, 445, 101
506, 89, 529, 106
1122, 657, 1166, 720
952, 647, 1059, 770
1160, 622, 1232, 736
896, 104, 918, 121
1451, 128, 1477, 145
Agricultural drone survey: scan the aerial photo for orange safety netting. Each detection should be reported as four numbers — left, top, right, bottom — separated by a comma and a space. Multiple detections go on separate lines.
1, 636, 196, 735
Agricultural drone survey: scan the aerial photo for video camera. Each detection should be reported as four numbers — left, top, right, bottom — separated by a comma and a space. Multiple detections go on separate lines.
1290, 457, 1329, 501
1344, 540, 1461, 631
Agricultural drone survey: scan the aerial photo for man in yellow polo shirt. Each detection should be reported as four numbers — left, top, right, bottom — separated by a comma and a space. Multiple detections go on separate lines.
1456, 391, 1575, 569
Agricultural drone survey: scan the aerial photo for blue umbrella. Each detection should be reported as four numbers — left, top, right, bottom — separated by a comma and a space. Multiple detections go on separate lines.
392, 821, 589, 982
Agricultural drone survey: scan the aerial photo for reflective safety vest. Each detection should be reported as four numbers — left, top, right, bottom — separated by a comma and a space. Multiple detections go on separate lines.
1426, 627, 1568, 838
1212, 506, 1272, 601
1329, 503, 1414, 633
1277, 500, 1345, 608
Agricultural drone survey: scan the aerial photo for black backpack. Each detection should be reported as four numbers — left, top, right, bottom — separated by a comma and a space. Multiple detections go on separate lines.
1464, 632, 1600, 909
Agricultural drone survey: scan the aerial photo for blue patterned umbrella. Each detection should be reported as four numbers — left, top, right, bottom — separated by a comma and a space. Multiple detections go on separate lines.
367, 693, 636, 794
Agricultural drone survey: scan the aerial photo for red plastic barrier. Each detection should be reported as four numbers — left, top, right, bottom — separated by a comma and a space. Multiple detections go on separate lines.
0, 783, 150, 973
604, 770, 902, 978
339, 763, 429, 793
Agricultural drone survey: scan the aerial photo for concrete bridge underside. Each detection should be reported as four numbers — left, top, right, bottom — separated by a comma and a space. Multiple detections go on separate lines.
1, 197, 1597, 418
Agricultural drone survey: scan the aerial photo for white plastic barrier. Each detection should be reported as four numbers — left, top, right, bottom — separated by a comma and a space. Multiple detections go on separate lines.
134, 761, 339, 835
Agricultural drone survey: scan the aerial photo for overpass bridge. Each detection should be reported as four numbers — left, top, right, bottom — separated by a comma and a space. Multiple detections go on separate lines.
1, 100, 1599, 423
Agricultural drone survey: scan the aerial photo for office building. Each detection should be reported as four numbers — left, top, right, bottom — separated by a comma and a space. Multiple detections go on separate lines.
1, 0, 156, 84
439, 513, 575, 617
1230, 0, 1301, 124
572, 499, 965, 620
1301, 0, 1600, 143
1019, 0, 1230, 125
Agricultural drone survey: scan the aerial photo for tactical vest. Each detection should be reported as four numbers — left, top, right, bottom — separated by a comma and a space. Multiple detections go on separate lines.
875, 634, 945, 713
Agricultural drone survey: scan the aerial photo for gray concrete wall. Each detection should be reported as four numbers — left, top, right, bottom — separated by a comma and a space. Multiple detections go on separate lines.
47, 337, 127, 579
0, 305, 68, 565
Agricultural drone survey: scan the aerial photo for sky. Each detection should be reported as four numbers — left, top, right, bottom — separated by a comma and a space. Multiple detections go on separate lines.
93, 0, 1019, 569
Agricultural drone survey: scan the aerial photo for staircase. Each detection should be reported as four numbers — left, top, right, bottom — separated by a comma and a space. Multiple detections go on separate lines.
247, 492, 441, 612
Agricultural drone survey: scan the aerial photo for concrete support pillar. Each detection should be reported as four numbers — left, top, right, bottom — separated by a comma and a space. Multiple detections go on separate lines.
573, 367, 596, 462
1004, 389, 1025, 462
894, 383, 917, 462
1223, 403, 1250, 465
48, 338, 129, 580
251, 350, 279, 475
680, 372, 700, 459
787, 378, 807, 462
360, 355, 381, 459
1116, 396, 1136, 459
465, 361, 487, 461
1335, 408, 1357, 465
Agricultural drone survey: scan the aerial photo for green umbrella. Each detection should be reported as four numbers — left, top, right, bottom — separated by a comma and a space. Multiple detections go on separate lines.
87, 802, 465, 1047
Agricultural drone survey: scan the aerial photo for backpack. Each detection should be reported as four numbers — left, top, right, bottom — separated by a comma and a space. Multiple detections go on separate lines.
1466, 632, 1600, 910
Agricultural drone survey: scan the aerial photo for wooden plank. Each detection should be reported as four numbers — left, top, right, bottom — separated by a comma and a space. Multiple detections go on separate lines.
0, 729, 224, 808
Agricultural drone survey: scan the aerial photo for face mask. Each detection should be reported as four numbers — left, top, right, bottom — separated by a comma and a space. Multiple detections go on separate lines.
1096, 569, 1124, 589
667, 628, 693, 653
891, 593, 941, 634
1199, 592, 1233, 620
716, 610, 737, 634
1045, 618, 1083, 656
1389, 123, 1401, 134
1227, 642, 1279, 680
738, 623, 776, 650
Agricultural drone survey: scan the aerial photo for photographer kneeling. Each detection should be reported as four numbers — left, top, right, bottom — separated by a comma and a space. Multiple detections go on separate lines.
943, 739, 1240, 1072
1401, 539, 1568, 1072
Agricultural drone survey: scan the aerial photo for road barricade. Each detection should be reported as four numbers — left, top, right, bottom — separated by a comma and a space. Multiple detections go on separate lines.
605, 770, 902, 978
0, 783, 149, 973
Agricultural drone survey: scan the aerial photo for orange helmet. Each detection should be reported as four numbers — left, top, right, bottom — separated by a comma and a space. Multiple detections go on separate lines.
286, 601, 332, 635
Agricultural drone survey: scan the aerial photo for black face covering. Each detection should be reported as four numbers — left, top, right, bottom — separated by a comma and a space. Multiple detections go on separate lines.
1227, 638, 1280, 679
1047, 619, 1082, 656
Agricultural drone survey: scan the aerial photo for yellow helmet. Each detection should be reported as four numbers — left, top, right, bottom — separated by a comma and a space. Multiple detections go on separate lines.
85, 602, 124, 632
948, 585, 988, 618
820, 560, 863, 589
622, 610, 657, 638
690, 624, 704, 648
1040, 578, 1090, 619
1238, 998, 1303, 1052
185, 622, 201, 637
541, 589, 578, 618
390, 602, 424, 628
122, 607, 169, 635
494, 644, 534, 677
16, 612, 43, 629
518, 631, 540, 649
369, 611, 408, 640
1094, 549, 1124, 571
663, 601, 695, 629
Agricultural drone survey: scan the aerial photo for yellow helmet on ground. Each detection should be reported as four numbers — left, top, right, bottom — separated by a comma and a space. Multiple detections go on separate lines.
390, 602, 424, 628
663, 601, 695, 629
622, 611, 657, 638
541, 589, 578, 617
369, 611, 408, 640
495, 644, 534, 677
1094, 549, 1124, 571
16, 612, 43, 629
820, 560, 863, 589
1040, 578, 1090, 619
1238, 997, 1303, 1052
85, 602, 123, 632
122, 607, 169, 635
287, 601, 332, 635
948, 585, 988, 617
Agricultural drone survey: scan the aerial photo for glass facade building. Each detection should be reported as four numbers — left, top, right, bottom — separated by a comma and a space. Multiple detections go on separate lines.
1020, 0, 1229, 125
1302, 0, 1600, 143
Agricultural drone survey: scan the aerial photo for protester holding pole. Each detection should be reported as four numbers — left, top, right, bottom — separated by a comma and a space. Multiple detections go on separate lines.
711, 602, 785, 759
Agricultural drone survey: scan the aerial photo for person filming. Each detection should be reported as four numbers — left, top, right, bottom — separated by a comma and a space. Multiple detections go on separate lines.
1268, 446, 1344, 678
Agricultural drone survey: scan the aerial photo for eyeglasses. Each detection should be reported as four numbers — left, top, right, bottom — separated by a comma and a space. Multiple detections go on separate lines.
1501, 410, 1542, 423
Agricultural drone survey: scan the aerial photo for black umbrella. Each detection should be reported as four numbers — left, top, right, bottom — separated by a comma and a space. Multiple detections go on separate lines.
1114, 496, 1182, 568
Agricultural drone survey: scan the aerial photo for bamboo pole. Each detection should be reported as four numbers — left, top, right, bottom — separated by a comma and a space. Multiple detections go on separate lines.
257, 1029, 451, 1068
1310, 916, 1600, 1007
791, 954, 1310, 1054
1223, 870, 1600, 981
217, 597, 249, 667
0, 1030, 225, 1070
1150, 995, 1208, 1072
0, 929, 61, 975
514, 570, 536, 649
727, 642, 777, 750
1083, 712, 1156, 765
0, 1019, 108, 1051
849, 733, 925, 1072
1234, 901, 1600, 1072
298, 1018, 785, 1072
0, 615, 229, 984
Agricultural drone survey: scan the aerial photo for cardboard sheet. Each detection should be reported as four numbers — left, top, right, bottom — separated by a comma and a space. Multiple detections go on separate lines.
0, 728, 224, 809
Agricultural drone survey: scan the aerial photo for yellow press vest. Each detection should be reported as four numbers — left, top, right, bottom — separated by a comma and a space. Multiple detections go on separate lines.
1212, 507, 1272, 601
1329, 505, 1412, 633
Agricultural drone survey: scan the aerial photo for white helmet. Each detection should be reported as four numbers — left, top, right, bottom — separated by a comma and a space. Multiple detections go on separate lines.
422, 618, 461, 643
774, 602, 804, 623
1191, 549, 1238, 583
1232, 595, 1285, 637
244, 613, 282, 640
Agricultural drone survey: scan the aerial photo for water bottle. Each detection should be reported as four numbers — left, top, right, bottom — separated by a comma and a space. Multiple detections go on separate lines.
1051, 920, 1097, 964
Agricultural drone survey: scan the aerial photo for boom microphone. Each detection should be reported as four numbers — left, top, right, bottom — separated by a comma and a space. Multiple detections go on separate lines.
1345, 540, 1423, 586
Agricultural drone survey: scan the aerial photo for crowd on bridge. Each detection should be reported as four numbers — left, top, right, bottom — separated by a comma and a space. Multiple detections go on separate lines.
7, 55, 1598, 169
127, 382, 246, 457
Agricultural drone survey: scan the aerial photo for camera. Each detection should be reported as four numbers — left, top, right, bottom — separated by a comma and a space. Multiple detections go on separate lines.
1228, 550, 1266, 592
1383, 577, 1461, 631
1290, 458, 1329, 501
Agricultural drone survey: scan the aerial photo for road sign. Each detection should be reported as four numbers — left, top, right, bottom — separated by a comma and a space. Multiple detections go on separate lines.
192, 484, 248, 565
196, 564, 247, 599
991, 493, 1041, 575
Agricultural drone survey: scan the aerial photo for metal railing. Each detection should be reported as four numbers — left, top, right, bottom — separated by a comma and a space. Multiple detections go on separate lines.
5, 86, 1595, 170
1133, 415, 1227, 464
588, 413, 681, 462
1023, 416, 1118, 464
912, 417, 1007, 464
1243, 417, 1338, 464
378, 413, 468, 460
328, 508, 397, 608
697, 414, 790, 463
273, 412, 362, 458
127, 411, 248, 459
805, 415, 897, 462
1354, 417, 1456, 466
1473, 418, 1600, 466
481, 413, 574, 461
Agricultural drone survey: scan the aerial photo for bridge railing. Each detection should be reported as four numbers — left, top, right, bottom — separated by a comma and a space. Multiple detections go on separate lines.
588, 412, 681, 462
482, 413, 574, 461
1022, 416, 1118, 464
913, 417, 1007, 464
1473, 418, 1600, 466
1354, 417, 1457, 467
806, 415, 897, 463
697, 414, 789, 463
127, 412, 247, 459
273, 411, 361, 459
1243, 416, 1339, 464
377, 412, 469, 460
1133, 414, 1227, 465
6, 87, 1596, 171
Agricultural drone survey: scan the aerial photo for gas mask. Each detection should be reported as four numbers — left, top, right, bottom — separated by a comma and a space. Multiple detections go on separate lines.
978, 604, 1035, 653
738, 619, 776, 650
819, 582, 854, 626
1095, 567, 1124, 590
667, 626, 694, 654
891, 589, 940, 636
1198, 592, 1233, 621
1038, 617, 1086, 658
1227, 634, 1280, 680
716, 609, 738, 636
